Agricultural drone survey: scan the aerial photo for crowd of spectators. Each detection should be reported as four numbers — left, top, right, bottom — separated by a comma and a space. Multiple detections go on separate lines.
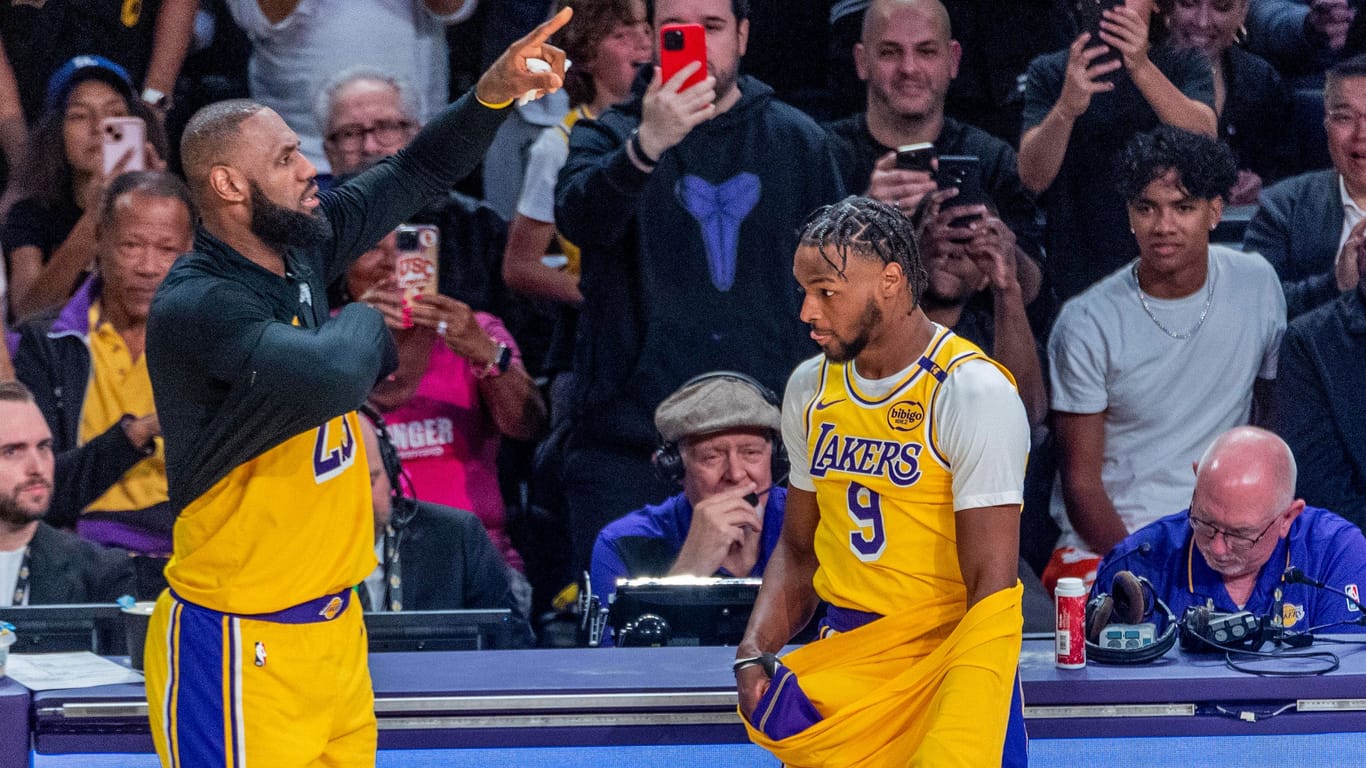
1, 0, 1364, 649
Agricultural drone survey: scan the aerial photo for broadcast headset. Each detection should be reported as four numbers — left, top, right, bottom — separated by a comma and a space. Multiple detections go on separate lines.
358, 404, 417, 531
1085, 570, 1180, 665
652, 370, 790, 488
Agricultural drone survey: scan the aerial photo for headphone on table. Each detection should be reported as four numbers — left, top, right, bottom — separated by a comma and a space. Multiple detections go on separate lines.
358, 404, 417, 531
651, 370, 789, 487
1085, 570, 1180, 665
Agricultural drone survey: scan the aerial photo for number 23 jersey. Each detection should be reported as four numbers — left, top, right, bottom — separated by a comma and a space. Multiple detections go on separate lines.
783, 326, 1029, 618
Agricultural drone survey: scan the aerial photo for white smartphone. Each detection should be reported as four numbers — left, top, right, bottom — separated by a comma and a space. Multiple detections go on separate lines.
101, 116, 146, 176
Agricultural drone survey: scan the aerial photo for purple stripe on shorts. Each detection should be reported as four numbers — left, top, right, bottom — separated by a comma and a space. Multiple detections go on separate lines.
169, 589, 352, 625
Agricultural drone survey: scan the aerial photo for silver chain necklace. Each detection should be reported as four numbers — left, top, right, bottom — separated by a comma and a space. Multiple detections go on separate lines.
1132, 262, 1214, 340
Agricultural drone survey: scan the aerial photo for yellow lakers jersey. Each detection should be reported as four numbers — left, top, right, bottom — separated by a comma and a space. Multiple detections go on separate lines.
164, 411, 376, 614
804, 329, 1016, 618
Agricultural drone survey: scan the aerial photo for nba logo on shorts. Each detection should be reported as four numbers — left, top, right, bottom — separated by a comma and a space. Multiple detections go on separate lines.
320, 596, 344, 620
1347, 584, 1360, 612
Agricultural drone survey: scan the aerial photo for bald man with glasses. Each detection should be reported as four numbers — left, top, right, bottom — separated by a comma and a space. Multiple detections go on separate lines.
1092, 426, 1366, 635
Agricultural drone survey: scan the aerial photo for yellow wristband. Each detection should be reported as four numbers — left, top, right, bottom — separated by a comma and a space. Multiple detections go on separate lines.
476, 94, 516, 110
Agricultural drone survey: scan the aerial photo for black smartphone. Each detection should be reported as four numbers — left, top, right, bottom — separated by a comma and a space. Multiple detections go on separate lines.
895, 142, 935, 173
1073, 0, 1124, 70
935, 155, 988, 230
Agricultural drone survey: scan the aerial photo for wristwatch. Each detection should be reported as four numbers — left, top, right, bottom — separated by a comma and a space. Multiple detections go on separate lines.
475, 342, 512, 379
141, 87, 171, 112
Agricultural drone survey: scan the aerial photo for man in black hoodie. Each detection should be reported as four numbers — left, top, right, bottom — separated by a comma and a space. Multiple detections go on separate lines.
556, 0, 845, 570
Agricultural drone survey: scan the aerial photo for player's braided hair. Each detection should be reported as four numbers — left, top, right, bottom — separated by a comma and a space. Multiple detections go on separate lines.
798, 196, 928, 310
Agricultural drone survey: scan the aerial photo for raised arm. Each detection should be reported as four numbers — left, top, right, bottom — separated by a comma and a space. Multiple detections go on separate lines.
1018, 34, 1121, 194
1101, 5, 1216, 137
319, 8, 572, 277
142, 0, 198, 108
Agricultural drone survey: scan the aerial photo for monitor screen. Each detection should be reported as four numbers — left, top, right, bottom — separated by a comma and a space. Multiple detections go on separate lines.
608, 577, 762, 647
0, 604, 125, 654
363, 609, 515, 652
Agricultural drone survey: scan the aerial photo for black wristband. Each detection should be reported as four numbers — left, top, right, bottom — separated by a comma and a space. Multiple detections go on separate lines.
629, 128, 658, 168
733, 652, 779, 676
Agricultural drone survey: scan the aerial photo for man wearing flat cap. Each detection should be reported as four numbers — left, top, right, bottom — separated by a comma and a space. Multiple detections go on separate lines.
588, 372, 788, 642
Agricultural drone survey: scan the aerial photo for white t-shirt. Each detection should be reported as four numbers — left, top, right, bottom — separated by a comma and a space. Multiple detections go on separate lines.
224, 0, 477, 173
0, 546, 26, 608
515, 123, 569, 224
1047, 244, 1286, 548
783, 338, 1030, 511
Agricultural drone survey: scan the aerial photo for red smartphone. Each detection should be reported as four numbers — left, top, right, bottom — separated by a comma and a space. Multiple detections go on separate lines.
659, 23, 706, 89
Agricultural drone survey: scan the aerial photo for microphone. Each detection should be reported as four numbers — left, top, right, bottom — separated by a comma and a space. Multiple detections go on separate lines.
1283, 566, 1366, 617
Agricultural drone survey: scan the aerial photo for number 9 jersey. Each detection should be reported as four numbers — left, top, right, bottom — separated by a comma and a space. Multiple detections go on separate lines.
784, 326, 1028, 620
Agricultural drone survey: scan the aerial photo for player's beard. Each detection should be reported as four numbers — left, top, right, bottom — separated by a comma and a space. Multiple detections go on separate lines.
823, 298, 882, 363
248, 180, 331, 252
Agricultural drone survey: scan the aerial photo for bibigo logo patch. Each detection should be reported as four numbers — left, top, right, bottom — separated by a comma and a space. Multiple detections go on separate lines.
887, 401, 924, 432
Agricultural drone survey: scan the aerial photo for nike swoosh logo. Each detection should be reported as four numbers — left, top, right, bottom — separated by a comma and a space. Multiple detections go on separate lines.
814, 398, 846, 411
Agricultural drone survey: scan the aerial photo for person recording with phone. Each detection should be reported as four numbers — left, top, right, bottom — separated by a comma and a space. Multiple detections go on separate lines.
555, 0, 844, 573
4, 56, 166, 322
825, 0, 1042, 282
823, 1, 1047, 430
341, 226, 547, 579
1019, 0, 1216, 302
1094, 427, 1366, 639
588, 373, 788, 645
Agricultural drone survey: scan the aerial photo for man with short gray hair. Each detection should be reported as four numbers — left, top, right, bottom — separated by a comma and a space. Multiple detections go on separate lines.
588, 371, 788, 641
1094, 426, 1366, 634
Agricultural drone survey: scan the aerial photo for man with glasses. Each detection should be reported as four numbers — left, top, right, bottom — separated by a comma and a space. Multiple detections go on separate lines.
1246, 54, 1366, 320
1093, 426, 1366, 633
317, 66, 510, 314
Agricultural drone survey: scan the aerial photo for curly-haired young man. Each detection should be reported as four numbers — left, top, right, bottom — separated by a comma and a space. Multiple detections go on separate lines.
1044, 125, 1287, 595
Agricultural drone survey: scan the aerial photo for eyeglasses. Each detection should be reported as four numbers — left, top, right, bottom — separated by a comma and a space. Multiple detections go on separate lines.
1188, 513, 1280, 552
325, 119, 414, 151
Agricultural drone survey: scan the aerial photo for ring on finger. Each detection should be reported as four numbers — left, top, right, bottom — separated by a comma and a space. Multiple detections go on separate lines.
436, 319, 448, 337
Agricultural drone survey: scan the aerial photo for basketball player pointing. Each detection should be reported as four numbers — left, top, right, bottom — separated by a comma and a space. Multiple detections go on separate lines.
141, 10, 571, 767
735, 196, 1031, 766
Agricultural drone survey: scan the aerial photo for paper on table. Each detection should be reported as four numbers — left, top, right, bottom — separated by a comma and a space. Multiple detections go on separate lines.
5, 652, 143, 691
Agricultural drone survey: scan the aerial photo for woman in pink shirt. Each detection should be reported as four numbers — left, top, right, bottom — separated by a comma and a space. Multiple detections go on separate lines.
345, 230, 547, 571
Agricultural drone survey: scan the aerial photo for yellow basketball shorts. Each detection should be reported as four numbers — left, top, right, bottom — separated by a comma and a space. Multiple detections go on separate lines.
144, 588, 375, 767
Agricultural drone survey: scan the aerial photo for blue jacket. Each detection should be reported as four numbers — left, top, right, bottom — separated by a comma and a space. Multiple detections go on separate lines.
1095, 507, 1366, 635
589, 487, 787, 642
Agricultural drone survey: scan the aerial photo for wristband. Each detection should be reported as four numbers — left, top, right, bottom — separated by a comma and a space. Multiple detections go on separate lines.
733, 652, 778, 676
476, 94, 515, 110
629, 128, 658, 168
